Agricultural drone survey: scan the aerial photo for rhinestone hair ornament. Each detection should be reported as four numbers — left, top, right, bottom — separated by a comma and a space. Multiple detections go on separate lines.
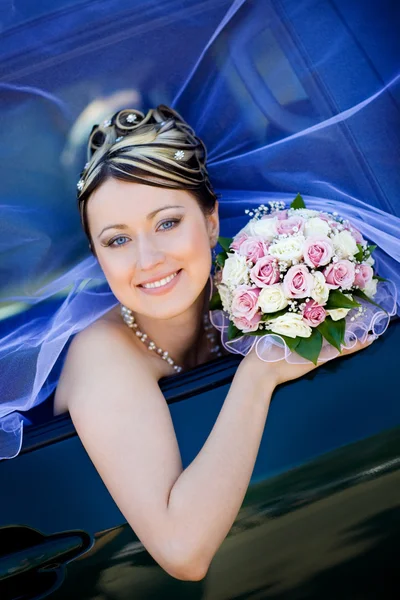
76, 105, 217, 243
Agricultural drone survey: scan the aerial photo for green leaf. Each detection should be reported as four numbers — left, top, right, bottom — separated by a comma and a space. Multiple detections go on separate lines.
215, 251, 228, 268
354, 243, 364, 263
261, 308, 289, 321
265, 332, 326, 364
367, 244, 377, 255
293, 330, 323, 365
290, 193, 306, 209
325, 289, 361, 310
352, 288, 388, 315
373, 275, 388, 282
269, 333, 300, 352
227, 321, 243, 341
265, 331, 324, 363
209, 292, 223, 311
317, 316, 346, 352
218, 236, 233, 253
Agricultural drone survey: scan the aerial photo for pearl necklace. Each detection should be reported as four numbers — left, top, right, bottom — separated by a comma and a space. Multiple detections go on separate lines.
120, 306, 223, 373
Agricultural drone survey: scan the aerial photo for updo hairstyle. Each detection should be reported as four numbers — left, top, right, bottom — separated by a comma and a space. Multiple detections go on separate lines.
77, 105, 218, 251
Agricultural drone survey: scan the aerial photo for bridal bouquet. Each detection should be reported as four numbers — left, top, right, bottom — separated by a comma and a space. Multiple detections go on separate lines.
210, 194, 396, 364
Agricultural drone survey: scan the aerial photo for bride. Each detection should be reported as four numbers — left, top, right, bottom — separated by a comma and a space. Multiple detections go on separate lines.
53, 104, 374, 580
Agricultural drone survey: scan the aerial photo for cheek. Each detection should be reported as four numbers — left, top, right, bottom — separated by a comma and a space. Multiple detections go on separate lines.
183, 224, 212, 272
97, 250, 133, 289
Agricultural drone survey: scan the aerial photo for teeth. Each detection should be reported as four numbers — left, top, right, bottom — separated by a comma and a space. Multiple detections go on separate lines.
142, 271, 178, 289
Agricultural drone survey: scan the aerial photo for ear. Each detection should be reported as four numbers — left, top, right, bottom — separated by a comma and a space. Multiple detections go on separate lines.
207, 201, 220, 247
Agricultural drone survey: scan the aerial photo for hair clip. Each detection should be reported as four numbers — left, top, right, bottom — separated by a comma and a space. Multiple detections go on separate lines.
126, 113, 137, 123
174, 150, 185, 161
77, 179, 84, 192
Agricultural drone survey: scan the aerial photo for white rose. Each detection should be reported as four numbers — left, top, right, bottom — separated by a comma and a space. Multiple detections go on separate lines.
327, 308, 350, 321
304, 217, 331, 238
218, 283, 233, 312
268, 235, 305, 263
364, 278, 378, 298
331, 230, 358, 259
365, 254, 375, 267
310, 271, 329, 305
246, 217, 278, 241
265, 312, 312, 339
222, 253, 249, 287
258, 284, 289, 314
237, 224, 251, 237
290, 208, 320, 218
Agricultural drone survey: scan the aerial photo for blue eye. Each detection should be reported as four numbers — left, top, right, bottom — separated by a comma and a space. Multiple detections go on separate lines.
158, 219, 180, 231
108, 235, 129, 247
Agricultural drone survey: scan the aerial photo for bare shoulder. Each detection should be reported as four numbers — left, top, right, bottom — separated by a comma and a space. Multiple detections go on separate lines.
54, 310, 157, 415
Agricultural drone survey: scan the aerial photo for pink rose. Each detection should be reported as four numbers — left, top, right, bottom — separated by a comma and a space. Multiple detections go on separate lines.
318, 213, 330, 221
324, 260, 355, 290
231, 285, 261, 320
230, 232, 248, 252
354, 263, 373, 289
303, 236, 334, 268
283, 265, 314, 299
276, 216, 305, 236
238, 236, 269, 263
232, 312, 262, 333
262, 209, 289, 221
276, 209, 289, 221
250, 256, 280, 287
318, 213, 340, 230
302, 300, 327, 327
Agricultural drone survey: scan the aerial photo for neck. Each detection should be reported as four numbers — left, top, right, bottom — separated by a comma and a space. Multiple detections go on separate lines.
133, 277, 212, 369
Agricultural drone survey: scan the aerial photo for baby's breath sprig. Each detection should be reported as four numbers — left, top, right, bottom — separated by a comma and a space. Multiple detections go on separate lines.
287, 299, 301, 313
244, 201, 286, 221
349, 305, 368, 322
269, 200, 286, 212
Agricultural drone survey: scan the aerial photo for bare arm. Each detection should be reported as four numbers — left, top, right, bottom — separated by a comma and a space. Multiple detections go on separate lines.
165, 356, 273, 574
58, 321, 372, 580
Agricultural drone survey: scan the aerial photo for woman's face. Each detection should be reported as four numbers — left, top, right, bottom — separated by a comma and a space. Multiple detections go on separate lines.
87, 178, 219, 319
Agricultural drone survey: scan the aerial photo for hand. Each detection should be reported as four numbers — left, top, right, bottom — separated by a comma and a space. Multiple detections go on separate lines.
243, 336, 375, 389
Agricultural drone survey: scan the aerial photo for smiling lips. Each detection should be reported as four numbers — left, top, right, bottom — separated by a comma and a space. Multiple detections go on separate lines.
139, 270, 180, 289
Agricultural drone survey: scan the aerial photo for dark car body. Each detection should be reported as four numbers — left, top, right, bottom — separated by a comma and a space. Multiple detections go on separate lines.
1, 319, 400, 599
1, 0, 399, 598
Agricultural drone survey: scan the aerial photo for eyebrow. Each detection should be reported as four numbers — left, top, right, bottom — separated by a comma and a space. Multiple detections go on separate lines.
97, 205, 184, 238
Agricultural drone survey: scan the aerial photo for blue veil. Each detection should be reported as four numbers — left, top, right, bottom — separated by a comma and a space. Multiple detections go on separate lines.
1, 0, 399, 459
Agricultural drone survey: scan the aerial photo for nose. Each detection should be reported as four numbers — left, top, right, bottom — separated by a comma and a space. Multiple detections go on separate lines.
135, 235, 165, 271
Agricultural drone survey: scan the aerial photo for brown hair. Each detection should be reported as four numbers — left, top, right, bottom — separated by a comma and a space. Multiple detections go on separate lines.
77, 105, 218, 250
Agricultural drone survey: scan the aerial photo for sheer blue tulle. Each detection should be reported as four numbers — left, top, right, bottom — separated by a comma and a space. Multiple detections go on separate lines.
1, 0, 399, 459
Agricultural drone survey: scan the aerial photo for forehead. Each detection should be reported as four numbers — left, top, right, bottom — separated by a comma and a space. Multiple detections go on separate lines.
87, 178, 198, 232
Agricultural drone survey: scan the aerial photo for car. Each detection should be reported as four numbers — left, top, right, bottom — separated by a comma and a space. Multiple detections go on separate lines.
1, 0, 399, 598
